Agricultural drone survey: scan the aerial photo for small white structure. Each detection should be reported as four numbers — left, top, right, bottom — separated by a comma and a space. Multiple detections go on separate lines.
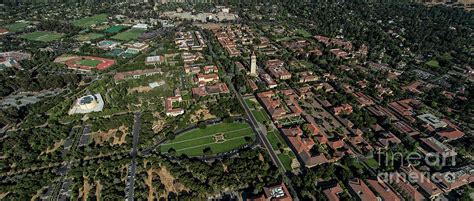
250, 51, 257, 76
132, 23, 149, 30
68, 94, 104, 115
145, 55, 164, 65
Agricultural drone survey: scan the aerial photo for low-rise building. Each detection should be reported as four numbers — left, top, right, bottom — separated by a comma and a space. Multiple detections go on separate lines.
145, 55, 164, 65
400, 165, 443, 198
347, 178, 378, 201
366, 177, 401, 201
165, 89, 184, 116
388, 172, 425, 201
192, 83, 230, 97
323, 183, 344, 201
434, 165, 474, 193
195, 73, 219, 85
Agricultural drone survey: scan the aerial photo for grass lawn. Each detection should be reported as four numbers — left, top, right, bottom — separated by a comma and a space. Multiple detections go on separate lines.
366, 158, 380, 169
4, 21, 30, 32
295, 29, 312, 38
252, 109, 270, 123
20, 31, 63, 42
75, 33, 104, 41
105, 25, 128, 34
426, 60, 440, 68
73, 14, 108, 28
278, 153, 292, 171
77, 59, 102, 67
267, 130, 286, 150
111, 28, 145, 41
160, 122, 255, 156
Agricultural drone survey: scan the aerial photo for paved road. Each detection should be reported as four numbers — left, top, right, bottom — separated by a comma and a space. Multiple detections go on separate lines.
203, 30, 299, 200
126, 112, 141, 201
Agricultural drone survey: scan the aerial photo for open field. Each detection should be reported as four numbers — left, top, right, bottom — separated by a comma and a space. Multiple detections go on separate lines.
295, 29, 312, 38
20, 31, 63, 42
267, 130, 286, 150
105, 25, 128, 34
4, 21, 30, 32
78, 59, 102, 67
75, 33, 104, 41
111, 29, 145, 41
160, 122, 255, 156
73, 14, 108, 28
278, 152, 296, 171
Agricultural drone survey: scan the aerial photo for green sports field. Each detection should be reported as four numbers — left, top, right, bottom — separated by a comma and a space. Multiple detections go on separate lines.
160, 122, 255, 156
73, 14, 108, 28
111, 29, 145, 41
4, 21, 30, 32
105, 25, 128, 34
20, 31, 63, 42
77, 59, 102, 67
75, 33, 104, 41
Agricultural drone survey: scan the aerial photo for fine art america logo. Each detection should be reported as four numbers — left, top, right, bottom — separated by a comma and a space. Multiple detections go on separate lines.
376, 150, 457, 184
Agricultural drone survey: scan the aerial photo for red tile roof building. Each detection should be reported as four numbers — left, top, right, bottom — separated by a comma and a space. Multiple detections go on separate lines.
367, 177, 401, 201
347, 178, 378, 201
330, 49, 350, 59
353, 92, 375, 107
192, 83, 229, 97
434, 165, 474, 193
400, 165, 443, 198
195, 73, 219, 85
165, 89, 184, 116
203, 65, 218, 74
260, 73, 278, 88
256, 90, 302, 121
323, 183, 344, 201
436, 119, 465, 142
333, 103, 353, 116
266, 59, 291, 80
388, 172, 425, 201
261, 182, 293, 201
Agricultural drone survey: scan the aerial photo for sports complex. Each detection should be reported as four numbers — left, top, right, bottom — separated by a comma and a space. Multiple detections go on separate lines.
62, 56, 115, 71
160, 122, 256, 157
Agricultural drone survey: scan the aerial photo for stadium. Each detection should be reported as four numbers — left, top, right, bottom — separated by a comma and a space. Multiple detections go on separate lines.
63, 56, 115, 71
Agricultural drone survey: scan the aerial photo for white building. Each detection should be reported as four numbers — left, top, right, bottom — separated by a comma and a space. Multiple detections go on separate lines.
132, 23, 149, 30
68, 94, 104, 115
250, 51, 257, 76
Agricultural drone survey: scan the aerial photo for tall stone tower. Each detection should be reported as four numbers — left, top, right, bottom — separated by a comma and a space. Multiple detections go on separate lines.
250, 51, 257, 76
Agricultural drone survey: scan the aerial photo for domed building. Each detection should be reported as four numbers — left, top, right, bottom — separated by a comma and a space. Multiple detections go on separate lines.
68, 93, 104, 115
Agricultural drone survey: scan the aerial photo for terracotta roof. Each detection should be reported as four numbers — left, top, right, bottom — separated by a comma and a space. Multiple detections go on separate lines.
367, 178, 401, 201
400, 165, 443, 197
347, 178, 377, 201
323, 183, 343, 201
389, 172, 425, 201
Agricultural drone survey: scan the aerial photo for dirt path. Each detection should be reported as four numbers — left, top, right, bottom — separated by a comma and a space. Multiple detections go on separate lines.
79, 178, 91, 201
41, 139, 65, 155
145, 169, 157, 201
95, 180, 103, 200
157, 166, 187, 195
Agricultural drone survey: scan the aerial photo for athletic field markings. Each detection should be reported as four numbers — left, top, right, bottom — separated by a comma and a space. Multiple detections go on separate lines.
174, 134, 254, 152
